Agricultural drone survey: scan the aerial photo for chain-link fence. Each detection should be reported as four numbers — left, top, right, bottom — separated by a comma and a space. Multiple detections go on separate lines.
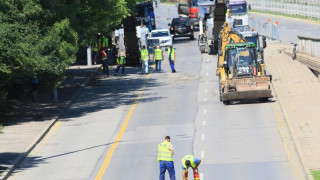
246, 0, 320, 19
249, 17, 280, 41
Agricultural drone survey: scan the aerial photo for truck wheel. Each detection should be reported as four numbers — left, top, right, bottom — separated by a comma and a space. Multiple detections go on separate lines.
200, 46, 205, 53
260, 97, 269, 102
208, 45, 212, 54
212, 43, 217, 55
223, 100, 230, 105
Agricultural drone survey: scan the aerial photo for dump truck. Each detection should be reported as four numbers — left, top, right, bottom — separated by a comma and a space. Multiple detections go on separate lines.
227, 0, 249, 26
177, 0, 199, 26
216, 22, 272, 104
197, 0, 227, 54
112, 1, 156, 65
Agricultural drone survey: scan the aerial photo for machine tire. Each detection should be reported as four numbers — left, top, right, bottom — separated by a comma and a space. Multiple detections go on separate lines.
212, 42, 217, 55
260, 97, 269, 102
223, 100, 230, 105
200, 45, 205, 53
219, 75, 222, 102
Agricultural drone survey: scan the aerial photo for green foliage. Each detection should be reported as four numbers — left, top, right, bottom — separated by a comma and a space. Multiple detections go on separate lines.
313, 170, 320, 180
0, 0, 145, 116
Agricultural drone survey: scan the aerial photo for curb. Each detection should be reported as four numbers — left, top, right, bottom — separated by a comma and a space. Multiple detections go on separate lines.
265, 56, 312, 180
0, 65, 101, 180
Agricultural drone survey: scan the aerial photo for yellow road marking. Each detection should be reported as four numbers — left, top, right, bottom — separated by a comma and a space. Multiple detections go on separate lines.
95, 66, 153, 180
31, 121, 61, 156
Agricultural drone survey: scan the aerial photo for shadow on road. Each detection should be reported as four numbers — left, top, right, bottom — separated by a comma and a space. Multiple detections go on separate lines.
59, 66, 165, 120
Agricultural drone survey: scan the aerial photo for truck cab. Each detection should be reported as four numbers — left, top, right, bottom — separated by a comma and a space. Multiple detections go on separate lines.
227, 1, 248, 26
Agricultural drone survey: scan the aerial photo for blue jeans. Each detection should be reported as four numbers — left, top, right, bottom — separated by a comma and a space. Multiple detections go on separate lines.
115, 65, 125, 74
155, 60, 162, 71
159, 161, 175, 180
169, 60, 175, 72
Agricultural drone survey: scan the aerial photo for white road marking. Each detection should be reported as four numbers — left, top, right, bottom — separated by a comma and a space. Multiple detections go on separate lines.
201, 151, 205, 158
201, 134, 205, 141
203, 109, 207, 114
204, 98, 207, 102
200, 173, 204, 180
202, 121, 206, 126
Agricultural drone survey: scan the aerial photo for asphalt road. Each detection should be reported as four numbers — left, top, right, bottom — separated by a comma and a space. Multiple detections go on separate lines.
249, 13, 320, 44
9, 3, 304, 180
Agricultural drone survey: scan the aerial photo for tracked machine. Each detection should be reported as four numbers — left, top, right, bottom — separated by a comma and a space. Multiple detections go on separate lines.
216, 22, 272, 104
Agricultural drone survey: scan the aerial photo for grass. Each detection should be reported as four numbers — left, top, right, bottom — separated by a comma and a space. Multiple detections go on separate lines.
249, 9, 320, 23
160, 1, 176, 5
0, 124, 3, 134
313, 170, 320, 180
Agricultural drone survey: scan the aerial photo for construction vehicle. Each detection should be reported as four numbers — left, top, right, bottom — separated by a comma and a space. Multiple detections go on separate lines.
135, 1, 156, 31
216, 22, 271, 104
197, 0, 227, 54
227, 0, 248, 26
112, 1, 156, 65
177, 0, 200, 27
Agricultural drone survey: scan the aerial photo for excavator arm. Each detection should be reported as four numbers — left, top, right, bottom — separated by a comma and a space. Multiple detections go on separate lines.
216, 22, 245, 78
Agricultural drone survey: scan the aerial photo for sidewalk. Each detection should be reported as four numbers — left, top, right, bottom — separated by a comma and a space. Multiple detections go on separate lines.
265, 42, 320, 179
0, 65, 101, 179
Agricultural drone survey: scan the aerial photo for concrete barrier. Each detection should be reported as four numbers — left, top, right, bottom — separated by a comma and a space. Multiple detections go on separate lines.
297, 35, 320, 58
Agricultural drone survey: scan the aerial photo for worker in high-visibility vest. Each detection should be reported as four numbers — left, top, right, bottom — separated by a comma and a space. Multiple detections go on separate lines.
181, 155, 201, 180
140, 45, 150, 74
168, 46, 176, 73
114, 55, 126, 75
158, 136, 176, 180
102, 37, 108, 49
92, 38, 99, 65
153, 46, 164, 72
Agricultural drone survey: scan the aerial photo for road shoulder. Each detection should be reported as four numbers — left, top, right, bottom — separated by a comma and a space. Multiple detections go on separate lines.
265, 42, 320, 179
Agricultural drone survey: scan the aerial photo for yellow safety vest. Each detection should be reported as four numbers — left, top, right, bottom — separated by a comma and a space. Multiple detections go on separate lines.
168, 48, 175, 60
92, 42, 99, 52
117, 56, 125, 65
154, 49, 163, 60
158, 141, 173, 162
182, 155, 196, 172
102, 38, 108, 48
141, 49, 149, 61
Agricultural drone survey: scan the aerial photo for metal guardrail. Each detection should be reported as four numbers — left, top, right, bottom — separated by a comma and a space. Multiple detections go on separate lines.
246, 0, 320, 19
297, 35, 320, 58
249, 18, 280, 41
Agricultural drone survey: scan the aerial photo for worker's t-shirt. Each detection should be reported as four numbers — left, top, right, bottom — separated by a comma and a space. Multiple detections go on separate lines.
181, 158, 200, 170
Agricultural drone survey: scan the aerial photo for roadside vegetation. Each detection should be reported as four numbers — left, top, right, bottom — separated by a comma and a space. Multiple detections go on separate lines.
0, 0, 144, 124
249, 9, 320, 23
0, 124, 3, 134
313, 170, 320, 180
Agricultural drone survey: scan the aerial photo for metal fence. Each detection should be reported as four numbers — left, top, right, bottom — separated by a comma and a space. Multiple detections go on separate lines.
246, 0, 320, 19
297, 35, 320, 58
249, 18, 280, 41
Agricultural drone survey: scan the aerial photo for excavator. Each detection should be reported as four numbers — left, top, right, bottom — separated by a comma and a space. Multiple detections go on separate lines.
216, 22, 272, 104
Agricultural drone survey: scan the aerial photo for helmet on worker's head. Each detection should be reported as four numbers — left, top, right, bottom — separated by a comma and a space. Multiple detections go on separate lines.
185, 160, 191, 167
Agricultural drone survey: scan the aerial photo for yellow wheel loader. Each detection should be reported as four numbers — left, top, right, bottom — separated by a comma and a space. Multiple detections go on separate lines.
216, 22, 272, 104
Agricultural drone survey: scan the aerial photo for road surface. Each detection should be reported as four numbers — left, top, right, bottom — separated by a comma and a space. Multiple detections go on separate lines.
249, 13, 320, 43
9, 3, 304, 180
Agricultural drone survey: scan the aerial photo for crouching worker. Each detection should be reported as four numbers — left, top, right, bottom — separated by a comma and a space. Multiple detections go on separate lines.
181, 155, 201, 180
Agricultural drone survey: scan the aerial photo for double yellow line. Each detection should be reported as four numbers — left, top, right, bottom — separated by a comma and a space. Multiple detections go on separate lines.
95, 72, 152, 180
